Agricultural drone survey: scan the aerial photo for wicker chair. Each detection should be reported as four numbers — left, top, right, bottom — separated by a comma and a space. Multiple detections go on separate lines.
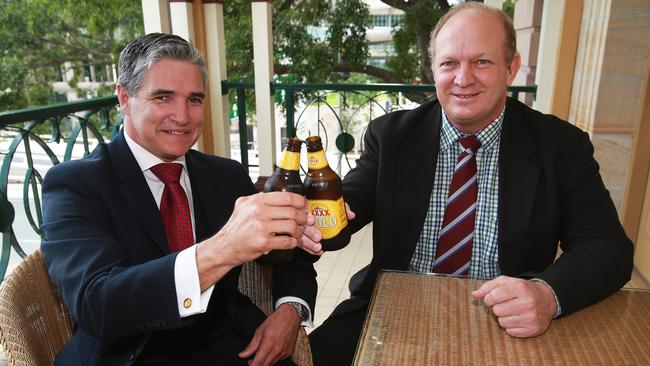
0, 250, 312, 366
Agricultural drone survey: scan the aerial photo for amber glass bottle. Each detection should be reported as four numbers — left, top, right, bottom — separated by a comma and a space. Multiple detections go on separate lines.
303, 136, 351, 251
258, 137, 304, 264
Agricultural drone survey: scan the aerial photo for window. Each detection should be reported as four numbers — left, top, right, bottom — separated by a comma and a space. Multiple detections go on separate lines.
371, 15, 389, 27
391, 14, 404, 27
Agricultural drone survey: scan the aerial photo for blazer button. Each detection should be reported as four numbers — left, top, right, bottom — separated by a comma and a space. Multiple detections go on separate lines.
183, 298, 192, 308
129, 354, 134, 360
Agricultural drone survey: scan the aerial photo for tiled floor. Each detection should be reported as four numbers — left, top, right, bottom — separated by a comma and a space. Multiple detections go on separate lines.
312, 223, 373, 329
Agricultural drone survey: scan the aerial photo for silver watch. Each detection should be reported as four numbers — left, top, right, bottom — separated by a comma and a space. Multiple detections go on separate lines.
286, 301, 308, 321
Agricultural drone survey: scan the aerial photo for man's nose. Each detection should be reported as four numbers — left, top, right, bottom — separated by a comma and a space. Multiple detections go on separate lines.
172, 101, 191, 124
454, 64, 475, 87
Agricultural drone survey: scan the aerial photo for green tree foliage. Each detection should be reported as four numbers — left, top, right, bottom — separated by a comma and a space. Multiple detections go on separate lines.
0, 0, 143, 111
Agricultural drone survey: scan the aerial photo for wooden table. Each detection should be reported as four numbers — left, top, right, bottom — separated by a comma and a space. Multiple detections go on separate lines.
353, 271, 650, 365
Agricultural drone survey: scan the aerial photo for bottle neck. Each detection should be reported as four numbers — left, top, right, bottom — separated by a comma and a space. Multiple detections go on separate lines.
307, 149, 329, 170
278, 149, 301, 171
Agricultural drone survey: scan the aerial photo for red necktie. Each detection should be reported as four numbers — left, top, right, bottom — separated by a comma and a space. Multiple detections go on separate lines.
433, 135, 481, 276
150, 163, 194, 252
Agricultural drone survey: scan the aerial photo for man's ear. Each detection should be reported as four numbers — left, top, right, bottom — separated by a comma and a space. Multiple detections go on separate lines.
116, 84, 130, 117
506, 53, 521, 85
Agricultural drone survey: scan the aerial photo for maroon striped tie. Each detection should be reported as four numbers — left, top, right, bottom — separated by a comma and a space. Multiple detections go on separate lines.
433, 135, 481, 276
150, 163, 194, 252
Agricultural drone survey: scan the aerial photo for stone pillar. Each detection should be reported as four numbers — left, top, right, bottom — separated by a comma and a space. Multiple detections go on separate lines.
169, 0, 195, 41
141, 0, 171, 33
512, 0, 543, 105
533, 0, 583, 119
484, 0, 504, 9
251, 0, 276, 179
203, 0, 231, 157
569, 0, 650, 212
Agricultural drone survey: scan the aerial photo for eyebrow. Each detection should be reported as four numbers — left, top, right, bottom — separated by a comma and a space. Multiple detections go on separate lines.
147, 89, 205, 99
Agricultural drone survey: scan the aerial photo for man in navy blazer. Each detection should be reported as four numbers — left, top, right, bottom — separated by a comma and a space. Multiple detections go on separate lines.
307, 3, 634, 365
41, 33, 319, 366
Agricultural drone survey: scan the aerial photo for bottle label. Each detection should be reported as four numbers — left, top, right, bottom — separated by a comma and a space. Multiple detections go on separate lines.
309, 197, 348, 239
307, 150, 329, 170
278, 151, 300, 171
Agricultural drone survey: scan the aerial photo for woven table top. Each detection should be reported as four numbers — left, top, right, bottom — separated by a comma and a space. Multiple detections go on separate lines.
354, 271, 650, 365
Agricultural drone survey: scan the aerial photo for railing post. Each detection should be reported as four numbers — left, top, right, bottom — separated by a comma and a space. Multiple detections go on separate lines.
286, 87, 295, 138
251, 0, 276, 179
237, 87, 249, 173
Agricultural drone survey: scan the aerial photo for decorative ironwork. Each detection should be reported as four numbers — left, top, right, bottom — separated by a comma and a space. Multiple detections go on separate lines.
0, 96, 121, 279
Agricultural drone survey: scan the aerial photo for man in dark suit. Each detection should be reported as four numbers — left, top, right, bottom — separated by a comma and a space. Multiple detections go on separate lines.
41, 33, 320, 366
307, 3, 634, 365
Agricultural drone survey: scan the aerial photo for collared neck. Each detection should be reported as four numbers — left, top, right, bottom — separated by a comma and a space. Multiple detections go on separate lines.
123, 130, 187, 173
440, 107, 505, 153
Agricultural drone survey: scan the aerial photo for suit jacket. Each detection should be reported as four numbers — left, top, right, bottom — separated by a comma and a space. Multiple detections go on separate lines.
338, 97, 633, 318
41, 131, 317, 365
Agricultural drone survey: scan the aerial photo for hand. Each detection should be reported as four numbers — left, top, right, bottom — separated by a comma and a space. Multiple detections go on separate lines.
196, 192, 308, 290
298, 202, 356, 256
472, 276, 557, 338
239, 303, 301, 366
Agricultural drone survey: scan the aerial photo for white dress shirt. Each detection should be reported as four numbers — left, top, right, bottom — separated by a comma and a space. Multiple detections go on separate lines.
124, 132, 313, 325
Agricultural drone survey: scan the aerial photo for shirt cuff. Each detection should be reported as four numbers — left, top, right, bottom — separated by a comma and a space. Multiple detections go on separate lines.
530, 278, 562, 318
174, 245, 215, 318
275, 296, 314, 328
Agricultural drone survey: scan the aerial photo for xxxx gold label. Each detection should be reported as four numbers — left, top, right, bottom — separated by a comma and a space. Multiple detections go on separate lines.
307, 150, 329, 170
278, 151, 300, 171
309, 197, 348, 239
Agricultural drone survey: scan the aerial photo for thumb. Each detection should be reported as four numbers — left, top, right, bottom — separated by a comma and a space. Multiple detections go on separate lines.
239, 332, 261, 359
345, 202, 356, 220
472, 276, 508, 299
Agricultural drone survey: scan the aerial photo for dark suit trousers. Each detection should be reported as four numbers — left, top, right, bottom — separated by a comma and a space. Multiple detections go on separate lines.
309, 304, 368, 366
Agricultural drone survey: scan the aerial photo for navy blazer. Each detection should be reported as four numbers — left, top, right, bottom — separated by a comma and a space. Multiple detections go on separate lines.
41, 131, 317, 365
338, 97, 633, 317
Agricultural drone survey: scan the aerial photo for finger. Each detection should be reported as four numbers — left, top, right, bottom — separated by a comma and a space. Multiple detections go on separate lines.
262, 234, 299, 251
250, 338, 273, 366
299, 234, 324, 256
264, 206, 308, 224
472, 275, 511, 299
266, 220, 303, 239
239, 332, 262, 359
303, 225, 322, 243
505, 327, 534, 338
344, 202, 356, 220
496, 314, 523, 329
262, 191, 308, 209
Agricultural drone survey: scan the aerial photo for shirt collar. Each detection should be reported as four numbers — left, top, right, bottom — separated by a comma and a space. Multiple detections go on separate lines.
439, 107, 505, 152
123, 130, 187, 173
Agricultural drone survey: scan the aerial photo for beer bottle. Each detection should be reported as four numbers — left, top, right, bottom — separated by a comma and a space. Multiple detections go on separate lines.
258, 137, 304, 264
303, 135, 351, 251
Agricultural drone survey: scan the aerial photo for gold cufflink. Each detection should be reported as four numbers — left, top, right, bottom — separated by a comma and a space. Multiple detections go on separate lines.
183, 298, 192, 308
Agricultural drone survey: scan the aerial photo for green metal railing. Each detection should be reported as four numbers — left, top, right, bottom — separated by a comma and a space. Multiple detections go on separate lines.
0, 83, 536, 279
0, 96, 121, 279
222, 82, 536, 172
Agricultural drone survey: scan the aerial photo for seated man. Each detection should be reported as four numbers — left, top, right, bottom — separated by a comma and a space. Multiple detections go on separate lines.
306, 3, 634, 365
41, 33, 320, 366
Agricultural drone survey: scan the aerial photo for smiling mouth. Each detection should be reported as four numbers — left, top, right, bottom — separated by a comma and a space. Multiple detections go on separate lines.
453, 92, 480, 99
163, 130, 189, 136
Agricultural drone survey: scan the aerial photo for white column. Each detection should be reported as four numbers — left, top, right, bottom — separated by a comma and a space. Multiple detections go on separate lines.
484, 0, 504, 9
141, 0, 171, 34
251, 0, 276, 177
169, 1, 195, 42
204, 0, 231, 157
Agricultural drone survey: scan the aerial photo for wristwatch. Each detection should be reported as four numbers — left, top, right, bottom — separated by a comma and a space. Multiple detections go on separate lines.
286, 301, 308, 322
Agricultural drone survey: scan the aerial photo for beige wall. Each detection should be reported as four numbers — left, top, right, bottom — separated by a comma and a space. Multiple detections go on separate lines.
513, 0, 543, 105
569, 0, 650, 212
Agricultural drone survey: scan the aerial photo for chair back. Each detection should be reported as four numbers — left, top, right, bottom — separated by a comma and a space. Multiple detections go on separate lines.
238, 261, 313, 366
0, 250, 74, 366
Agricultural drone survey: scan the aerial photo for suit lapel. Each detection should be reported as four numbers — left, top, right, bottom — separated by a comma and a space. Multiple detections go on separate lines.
108, 131, 169, 254
392, 104, 442, 268
186, 152, 230, 242
498, 99, 539, 262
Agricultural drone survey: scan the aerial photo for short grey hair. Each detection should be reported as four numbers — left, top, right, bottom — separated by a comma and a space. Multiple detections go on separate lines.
429, 2, 518, 65
118, 33, 208, 96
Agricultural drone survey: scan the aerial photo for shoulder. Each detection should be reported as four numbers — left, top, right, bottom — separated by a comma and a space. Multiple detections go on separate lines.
366, 100, 441, 143
44, 143, 111, 185
506, 98, 590, 148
